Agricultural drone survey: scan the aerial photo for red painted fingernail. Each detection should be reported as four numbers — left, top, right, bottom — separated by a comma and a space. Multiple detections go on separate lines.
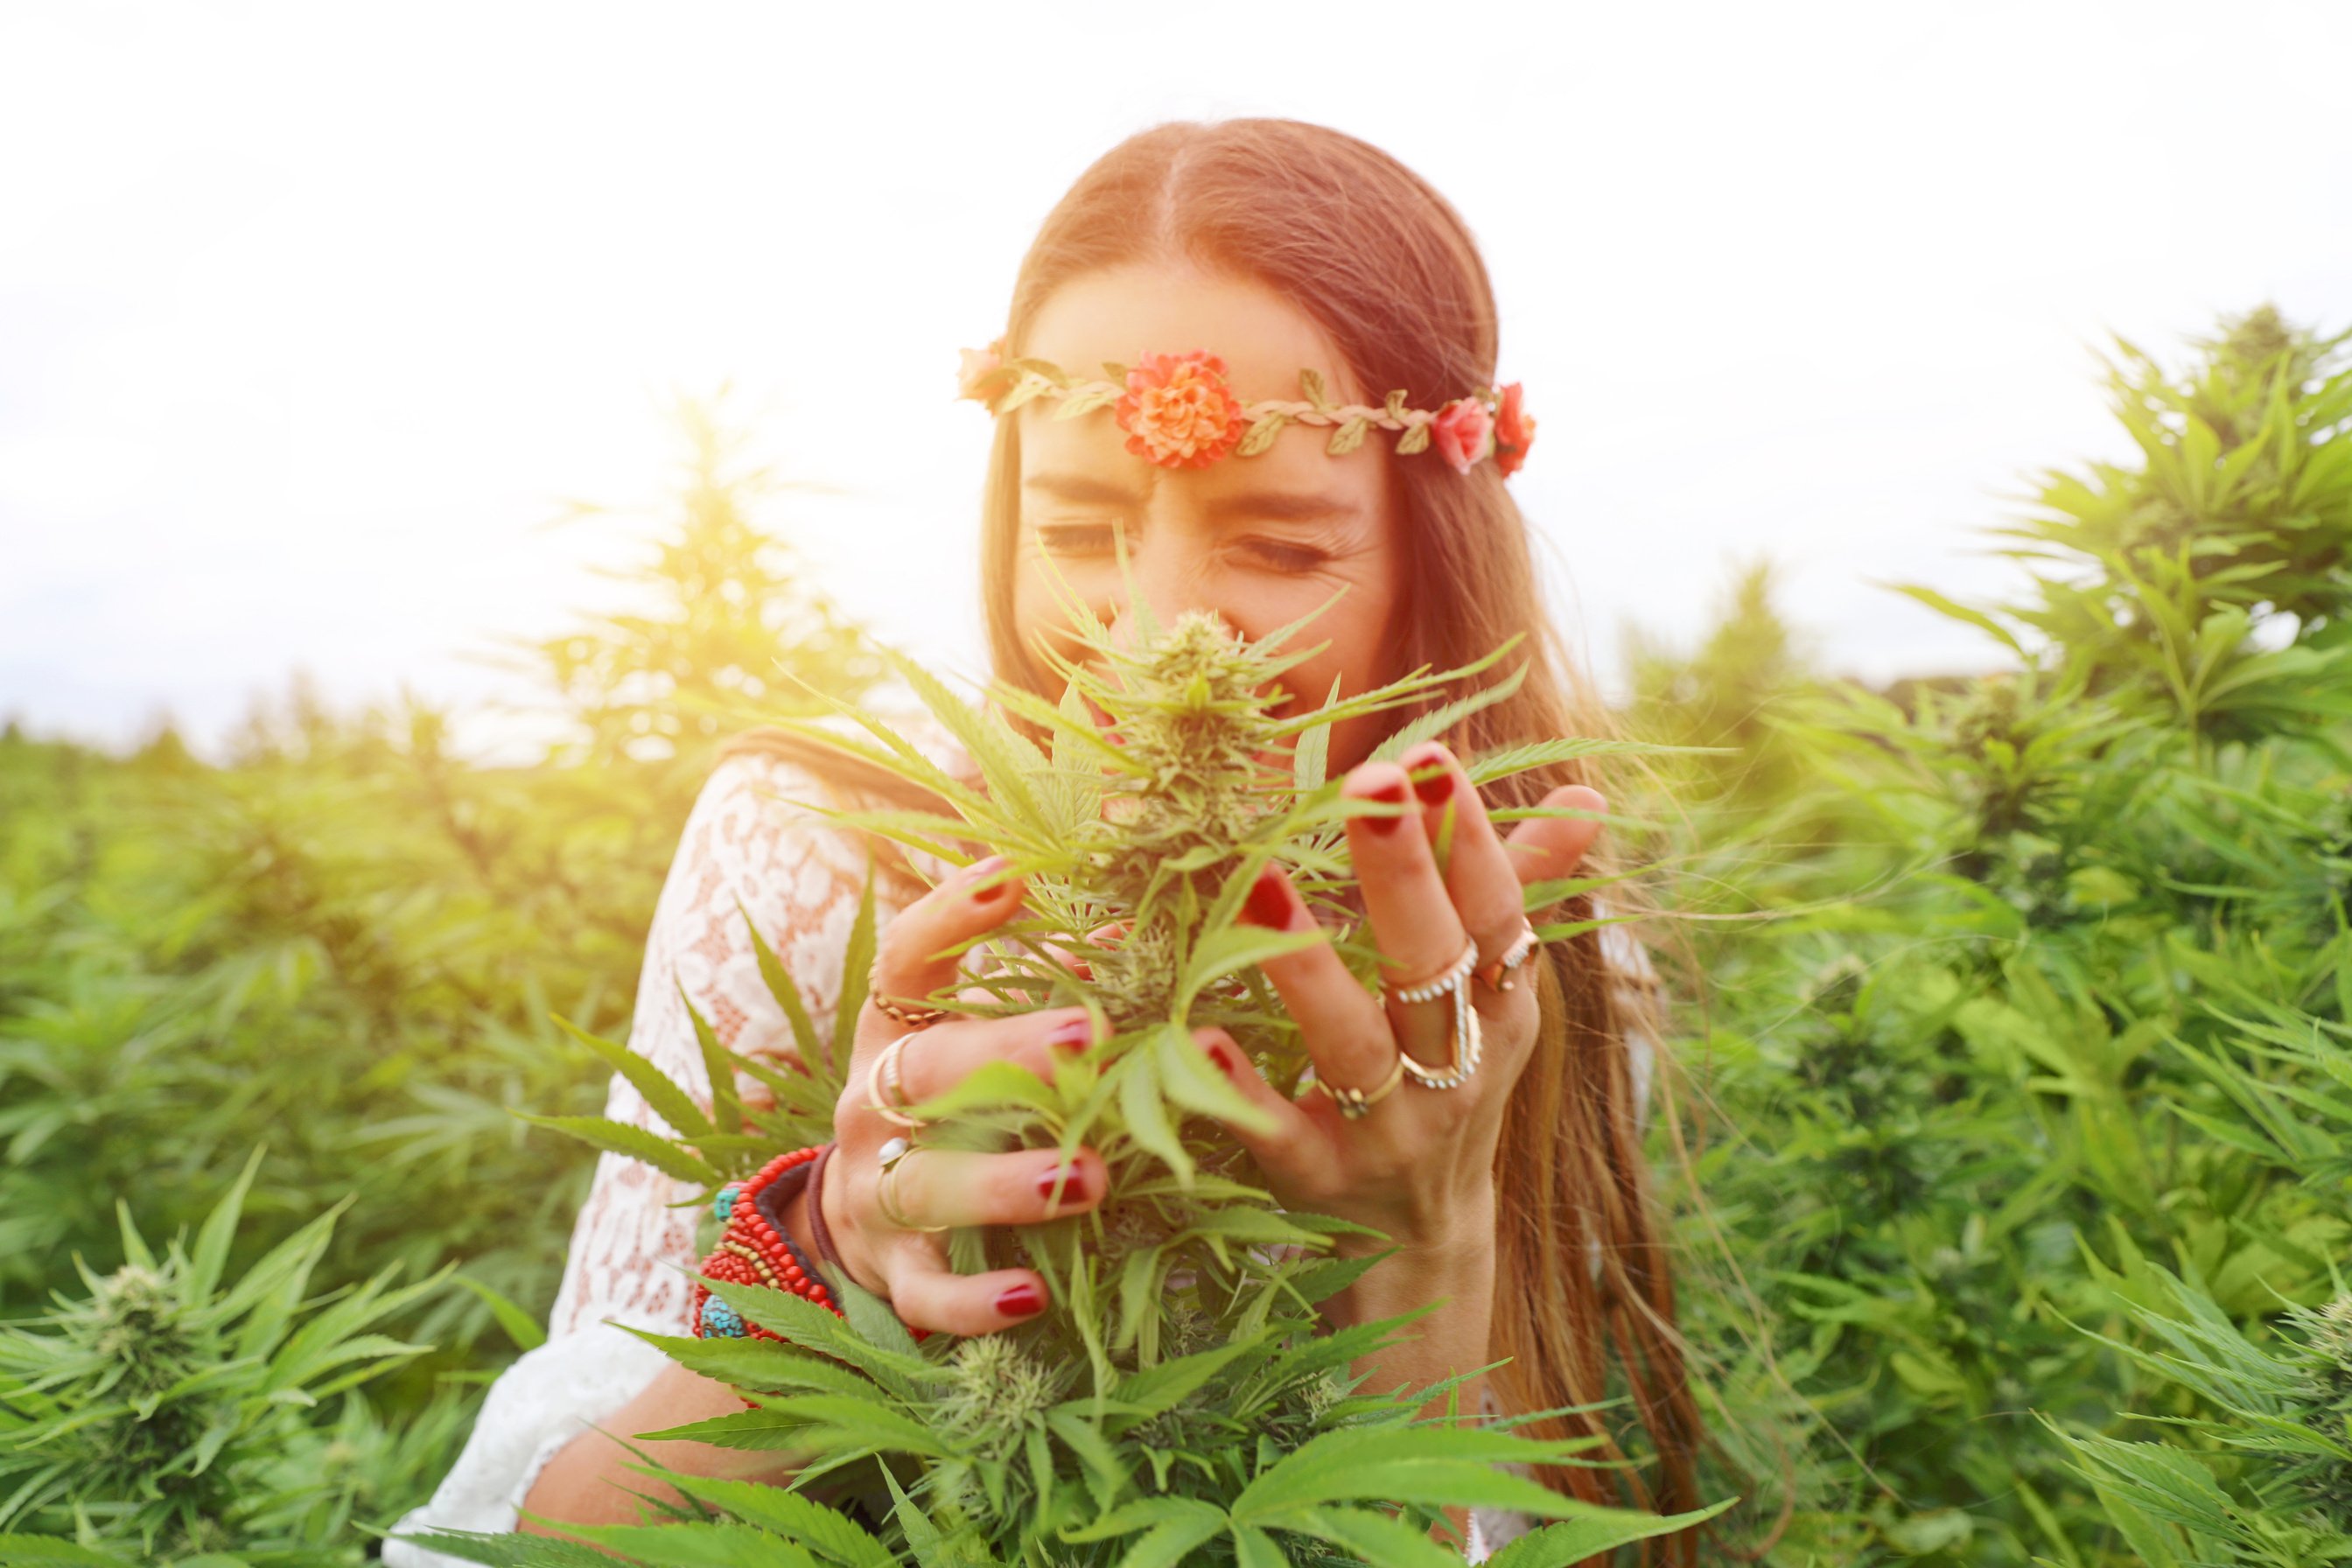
968, 856, 1014, 901
996, 1282, 1045, 1317
1241, 864, 1296, 930
1365, 779, 1409, 835
1410, 755, 1453, 805
1206, 1040, 1247, 1081
1037, 1162, 1089, 1203
1046, 1015, 1095, 1054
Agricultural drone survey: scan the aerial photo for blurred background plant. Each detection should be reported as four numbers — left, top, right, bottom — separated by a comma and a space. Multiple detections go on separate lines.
1638, 304, 2352, 1562
0, 396, 879, 1557
0, 1152, 452, 1563
5, 310, 2352, 1562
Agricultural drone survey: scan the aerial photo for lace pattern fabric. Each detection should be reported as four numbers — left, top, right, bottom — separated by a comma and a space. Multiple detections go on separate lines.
394, 737, 1652, 1562
545, 746, 909, 1341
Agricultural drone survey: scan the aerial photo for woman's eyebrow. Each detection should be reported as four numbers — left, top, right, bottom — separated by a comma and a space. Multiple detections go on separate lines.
1204, 489, 1363, 525
1022, 472, 1145, 506
1023, 472, 1362, 526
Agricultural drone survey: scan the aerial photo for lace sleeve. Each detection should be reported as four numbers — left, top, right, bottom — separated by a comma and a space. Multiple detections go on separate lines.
548, 747, 900, 1340
385, 748, 916, 1564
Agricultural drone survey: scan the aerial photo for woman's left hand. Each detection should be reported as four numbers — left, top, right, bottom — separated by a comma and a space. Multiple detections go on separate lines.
1200, 739, 1606, 1259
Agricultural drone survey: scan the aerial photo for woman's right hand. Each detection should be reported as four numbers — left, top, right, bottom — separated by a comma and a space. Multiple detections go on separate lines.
820, 855, 1106, 1336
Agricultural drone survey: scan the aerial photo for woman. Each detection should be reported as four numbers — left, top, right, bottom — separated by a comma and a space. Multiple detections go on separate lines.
391, 117, 1702, 1564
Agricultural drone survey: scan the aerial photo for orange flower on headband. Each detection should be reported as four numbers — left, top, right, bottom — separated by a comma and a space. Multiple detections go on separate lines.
1114, 351, 1248, 470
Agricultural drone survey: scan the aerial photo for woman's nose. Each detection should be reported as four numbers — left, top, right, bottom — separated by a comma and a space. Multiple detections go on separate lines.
1106, 528, 1219, 639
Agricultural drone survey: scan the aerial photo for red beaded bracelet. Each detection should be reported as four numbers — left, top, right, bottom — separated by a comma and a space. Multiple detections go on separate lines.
690, 1144, 840, 1340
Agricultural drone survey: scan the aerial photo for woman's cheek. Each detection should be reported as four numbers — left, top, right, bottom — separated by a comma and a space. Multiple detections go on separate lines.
1014, 561, 1110, 646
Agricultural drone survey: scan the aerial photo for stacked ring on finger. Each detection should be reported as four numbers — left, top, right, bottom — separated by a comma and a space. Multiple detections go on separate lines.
874, 1135, 948, 1233
869, 958, 950, 1030
1309, 1048, 1408, 1120
1477, 920, 1542, 991
1384, 938, 1484, 1090
865, 1033, 930, 1129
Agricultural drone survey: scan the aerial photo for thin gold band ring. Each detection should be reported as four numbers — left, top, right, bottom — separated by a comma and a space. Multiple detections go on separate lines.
869, 959, 950, 1029
874, 1136, 948, 1233
1309, 1048, 1408, 1120
864, 1033, 930, 1130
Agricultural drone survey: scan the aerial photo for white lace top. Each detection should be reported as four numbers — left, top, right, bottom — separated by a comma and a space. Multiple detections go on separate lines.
386, 741, 1651, 1564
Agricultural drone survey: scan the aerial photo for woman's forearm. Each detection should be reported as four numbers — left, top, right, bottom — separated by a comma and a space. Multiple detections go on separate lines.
1322, 1190, 1498, 1553
1325, 1185, 1499, 1418
519, 1359, 799, 1532
522, 1186, 825, 1533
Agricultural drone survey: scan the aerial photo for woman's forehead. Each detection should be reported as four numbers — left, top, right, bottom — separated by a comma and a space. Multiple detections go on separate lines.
1021, 264, 1360, 406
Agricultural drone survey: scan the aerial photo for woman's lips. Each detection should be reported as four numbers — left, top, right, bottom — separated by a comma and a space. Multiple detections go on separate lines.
1082, 692, 1124, 745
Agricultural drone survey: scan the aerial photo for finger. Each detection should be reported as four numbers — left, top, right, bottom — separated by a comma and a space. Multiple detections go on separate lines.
883, 1145, 1108, 1228
884, 1257, 1053, 1336
892, 1007, 1101, 1106
1399, 742, 1529, 957
1196, 1028, 1327, 1184
1342, 762, 1466, 978
1234, 862, 1394, 1092
867, 855, 1025, 1029
1506, 785, 1606, 897
1342, 760, 1473, 1069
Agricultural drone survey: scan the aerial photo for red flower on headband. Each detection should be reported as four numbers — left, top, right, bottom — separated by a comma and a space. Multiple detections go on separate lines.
1494, 382, 1536, 478
1115, 351, 1247, 469
1430, 397, 1493, 476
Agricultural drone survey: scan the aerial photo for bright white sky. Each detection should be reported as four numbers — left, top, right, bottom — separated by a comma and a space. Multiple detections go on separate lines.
4, 1, 2348, 755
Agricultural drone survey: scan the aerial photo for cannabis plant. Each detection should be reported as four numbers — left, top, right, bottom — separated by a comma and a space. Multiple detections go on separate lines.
418, 601, 1721, 1564
0, 1151, 443, 1564
2052, 1263, 2352, 1568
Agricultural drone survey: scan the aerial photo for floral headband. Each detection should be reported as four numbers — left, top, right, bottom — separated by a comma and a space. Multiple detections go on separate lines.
956, 343, 1536, 479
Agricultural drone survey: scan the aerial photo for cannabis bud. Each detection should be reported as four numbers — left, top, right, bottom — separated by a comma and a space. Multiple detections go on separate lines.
2291, 1295, 2352, 1525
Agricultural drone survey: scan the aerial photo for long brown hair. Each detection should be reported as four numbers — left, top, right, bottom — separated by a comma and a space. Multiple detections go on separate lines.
979, 119, 1705, 1555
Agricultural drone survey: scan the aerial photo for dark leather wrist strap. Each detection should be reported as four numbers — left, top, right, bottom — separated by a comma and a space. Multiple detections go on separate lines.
803, 1140, 849, 1282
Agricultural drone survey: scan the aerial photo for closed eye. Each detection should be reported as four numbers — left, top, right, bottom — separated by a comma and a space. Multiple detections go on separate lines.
1035, 521, 1123, 558
1237, 537, 1331, 573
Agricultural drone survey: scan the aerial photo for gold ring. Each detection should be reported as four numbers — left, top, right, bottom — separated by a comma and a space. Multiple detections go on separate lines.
1382, 939, 1484, 1090
874, 1153, 948, 1234
1398, 996, 1483, 1091
869, 959, 949, 1029
1476, 920, 1542, 992
864, 1033, 929, 1129
1386, 939, 1477, 1004
1309, 1048, 1408, 1120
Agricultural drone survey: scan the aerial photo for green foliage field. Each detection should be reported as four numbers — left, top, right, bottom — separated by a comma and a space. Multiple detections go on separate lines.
4, 312, 2350, 1564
